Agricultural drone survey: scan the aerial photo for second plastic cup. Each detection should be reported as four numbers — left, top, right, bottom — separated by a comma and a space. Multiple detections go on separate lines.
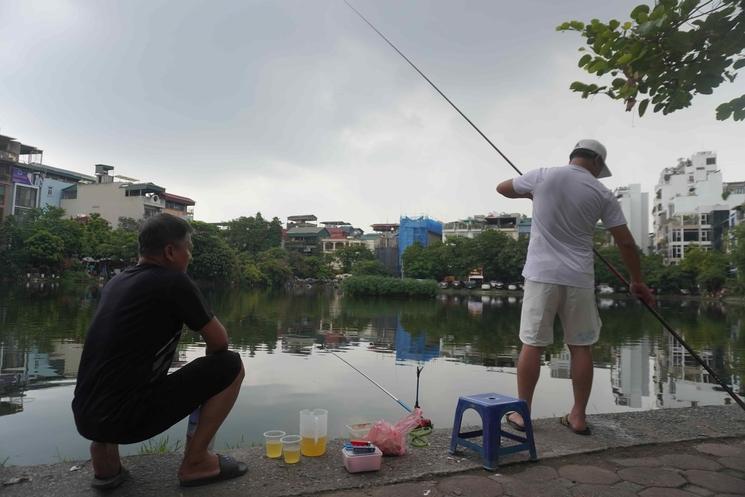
263, 430, 286, 459
281, 434, 302, 464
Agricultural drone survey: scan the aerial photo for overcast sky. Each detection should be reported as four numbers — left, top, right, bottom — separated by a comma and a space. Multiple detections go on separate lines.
1, 0, 743, 229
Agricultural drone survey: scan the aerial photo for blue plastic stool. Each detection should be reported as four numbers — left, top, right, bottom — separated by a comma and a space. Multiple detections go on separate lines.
449, 392, 537, 470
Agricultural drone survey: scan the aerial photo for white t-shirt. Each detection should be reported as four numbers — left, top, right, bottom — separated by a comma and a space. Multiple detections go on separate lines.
513, 165, 627, 289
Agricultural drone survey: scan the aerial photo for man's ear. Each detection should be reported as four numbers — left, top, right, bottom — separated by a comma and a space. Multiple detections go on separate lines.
163, 244, 176, 262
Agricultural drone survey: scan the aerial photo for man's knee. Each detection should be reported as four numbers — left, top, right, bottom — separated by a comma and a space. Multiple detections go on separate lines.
214, 349, 243, 384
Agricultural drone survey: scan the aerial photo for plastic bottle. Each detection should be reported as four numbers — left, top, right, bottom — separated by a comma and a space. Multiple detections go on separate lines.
186, 406, 215, 450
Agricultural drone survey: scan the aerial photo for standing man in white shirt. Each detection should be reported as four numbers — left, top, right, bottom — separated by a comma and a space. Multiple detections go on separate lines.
496, 139, 655, 435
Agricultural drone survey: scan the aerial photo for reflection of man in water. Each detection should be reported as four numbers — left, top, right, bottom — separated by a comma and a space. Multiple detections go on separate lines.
72, 214, 246, 488
497, 140, 654, 435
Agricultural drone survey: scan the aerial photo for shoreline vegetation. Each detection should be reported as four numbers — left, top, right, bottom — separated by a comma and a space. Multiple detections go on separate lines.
342, 275, 438, 298
2, 206, 745, 298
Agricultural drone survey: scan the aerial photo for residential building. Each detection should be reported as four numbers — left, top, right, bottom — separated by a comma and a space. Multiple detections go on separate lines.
163, 193, 195, 220
442, 213, 526, 241
613, 184, 650, 254
0, 134, 43, 220
285, 226, 330, 255
287, 214, 318, 228
653, 152, 745, 263
61, 165, 166, 226
371, 223, 400, 275
319, 221, 365, 255
15, 162, 95, 212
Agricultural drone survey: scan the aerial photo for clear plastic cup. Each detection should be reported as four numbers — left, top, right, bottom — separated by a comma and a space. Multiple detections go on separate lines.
281, 434, 302, 464
263, 430, 286, 459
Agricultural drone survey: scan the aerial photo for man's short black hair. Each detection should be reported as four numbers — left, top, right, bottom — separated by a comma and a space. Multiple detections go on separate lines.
570, 148, 601, 162
138, 213, 193, 257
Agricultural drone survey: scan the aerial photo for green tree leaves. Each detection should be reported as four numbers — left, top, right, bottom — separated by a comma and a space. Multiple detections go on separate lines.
401, 230, 527, 282
558, 0, 745, 120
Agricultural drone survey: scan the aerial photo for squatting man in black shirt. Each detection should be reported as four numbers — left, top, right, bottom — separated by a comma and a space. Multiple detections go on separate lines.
72, 213, 247, 488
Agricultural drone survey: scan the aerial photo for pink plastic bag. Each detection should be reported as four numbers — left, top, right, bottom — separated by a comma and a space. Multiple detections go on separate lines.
366, 408, 423, 456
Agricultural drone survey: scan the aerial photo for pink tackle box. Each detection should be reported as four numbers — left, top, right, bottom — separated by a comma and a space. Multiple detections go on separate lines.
342, 446, 383, 473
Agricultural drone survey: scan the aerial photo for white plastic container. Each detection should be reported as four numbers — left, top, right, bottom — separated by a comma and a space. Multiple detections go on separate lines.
345, 422, 373, 440
342, 446, 383, 473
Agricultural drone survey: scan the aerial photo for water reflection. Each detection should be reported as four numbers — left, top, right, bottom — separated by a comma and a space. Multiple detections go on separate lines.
0, 284, 743, 464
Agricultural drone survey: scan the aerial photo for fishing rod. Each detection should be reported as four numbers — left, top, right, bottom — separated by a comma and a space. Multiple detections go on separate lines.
328, 349, 413, 412
343, 1, 745, 412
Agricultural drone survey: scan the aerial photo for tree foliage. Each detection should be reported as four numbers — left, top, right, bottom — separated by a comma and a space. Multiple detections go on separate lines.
222, 212, 283, 255
558, 0, 745, 120
402, 231, 528, 282
188, 221, 240, 282
333, 245, 375, 273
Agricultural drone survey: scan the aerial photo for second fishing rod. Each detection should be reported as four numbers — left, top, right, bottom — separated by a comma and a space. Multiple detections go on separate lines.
343, 0, 745, 412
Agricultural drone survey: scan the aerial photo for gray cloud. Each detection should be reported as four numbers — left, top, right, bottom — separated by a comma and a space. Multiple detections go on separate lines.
1, 0, 743, 229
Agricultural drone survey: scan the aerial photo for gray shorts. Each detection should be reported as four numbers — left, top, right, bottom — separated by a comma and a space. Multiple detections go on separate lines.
519, 280, 601, 347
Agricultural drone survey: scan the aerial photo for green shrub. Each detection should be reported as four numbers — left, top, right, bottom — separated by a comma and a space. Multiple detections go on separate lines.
342, 275, 438, 298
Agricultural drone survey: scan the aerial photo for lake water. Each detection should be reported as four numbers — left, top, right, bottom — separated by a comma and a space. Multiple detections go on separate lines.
1, 283, 743, 465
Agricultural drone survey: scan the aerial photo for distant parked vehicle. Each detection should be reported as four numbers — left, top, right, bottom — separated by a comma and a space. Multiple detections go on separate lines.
597, 284, 614, 294
507, 284, 518, 291
492, 281, 505, 290
680, 288, 690, 295
438, 281, 449, 289
481, 283, 491, 290
452, 280, 463, 289
465, 281, 478, 290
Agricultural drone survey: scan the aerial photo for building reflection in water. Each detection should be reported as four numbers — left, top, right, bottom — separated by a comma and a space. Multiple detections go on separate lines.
0, 339, 82, 417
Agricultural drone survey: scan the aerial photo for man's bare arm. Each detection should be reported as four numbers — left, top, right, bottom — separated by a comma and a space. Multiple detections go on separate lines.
608, 224, 655, 306
200, 317, 229, 354
496, 179, 532, 199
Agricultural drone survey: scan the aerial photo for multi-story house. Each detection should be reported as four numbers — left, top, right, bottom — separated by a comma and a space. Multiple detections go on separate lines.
653, 152, 745, 263
61, 164, 196, 226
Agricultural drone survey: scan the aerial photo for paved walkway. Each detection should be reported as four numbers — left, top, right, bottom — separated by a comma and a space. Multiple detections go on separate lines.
321, 438, 745, 497
1, 406, 744, 496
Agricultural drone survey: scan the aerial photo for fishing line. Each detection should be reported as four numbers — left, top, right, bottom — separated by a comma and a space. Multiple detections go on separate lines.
343, 0, 745, 412
328, 349, 413, 412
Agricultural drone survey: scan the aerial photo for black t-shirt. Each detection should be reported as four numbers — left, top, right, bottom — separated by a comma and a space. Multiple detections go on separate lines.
72, 263, 213, 423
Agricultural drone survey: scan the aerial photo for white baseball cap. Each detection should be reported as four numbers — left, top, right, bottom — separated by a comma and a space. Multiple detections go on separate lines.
572, 139, 611, 178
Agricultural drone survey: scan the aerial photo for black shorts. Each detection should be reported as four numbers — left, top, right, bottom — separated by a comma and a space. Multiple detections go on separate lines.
76, 350, 242, 444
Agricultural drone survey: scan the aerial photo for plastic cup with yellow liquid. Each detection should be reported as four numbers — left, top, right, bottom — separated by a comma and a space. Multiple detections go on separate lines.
300, 408, 328, 456
263, 430, 285, 459
281, 435, 302, 464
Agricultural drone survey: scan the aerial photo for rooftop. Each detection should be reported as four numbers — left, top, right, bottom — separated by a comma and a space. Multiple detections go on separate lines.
287, 226, 329, 237
17, 162, 96, 183
163, 192, 196, 206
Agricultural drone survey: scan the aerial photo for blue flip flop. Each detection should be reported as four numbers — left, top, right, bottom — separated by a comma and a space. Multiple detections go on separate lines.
179, 454, 248, 488
91, 466, 129, 490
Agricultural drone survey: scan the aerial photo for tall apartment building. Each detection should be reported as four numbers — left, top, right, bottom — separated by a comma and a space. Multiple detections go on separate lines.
613, 184, 649, 254
653, 152, 745, 263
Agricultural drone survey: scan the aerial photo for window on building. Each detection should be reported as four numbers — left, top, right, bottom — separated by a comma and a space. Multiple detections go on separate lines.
0, 165, 10, 182
672, 229, 681, 242
706, 157, 716, 165
700, 213, 709, 225
672, 245, 682, 258
0, 185, 5, 218
143, 206, 160, 218
688, 175, 694, 182
14, 185, 38, 209
47, 186, 53, 197
701, 230, 710, 241
683, 229, 699, 242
